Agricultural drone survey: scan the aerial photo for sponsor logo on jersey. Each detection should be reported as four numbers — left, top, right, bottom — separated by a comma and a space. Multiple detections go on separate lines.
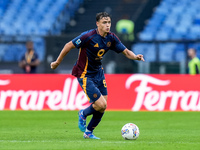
94, 43, 99, 48
75, 39, 81, 45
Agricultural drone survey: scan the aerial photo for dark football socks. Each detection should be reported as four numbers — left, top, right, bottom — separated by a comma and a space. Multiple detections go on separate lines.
83, 104, 96, 117
86, 111, 104, 132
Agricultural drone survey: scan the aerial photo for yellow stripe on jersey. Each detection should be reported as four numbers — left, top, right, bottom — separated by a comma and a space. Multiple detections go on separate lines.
82, 77, 90, 101
80, 57, 88, 78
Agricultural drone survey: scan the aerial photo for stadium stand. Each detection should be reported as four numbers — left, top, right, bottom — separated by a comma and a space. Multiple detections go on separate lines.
132, 0, 200, 65
1, 0, 83, 36
1, 0, 200, 74
138, 0, 200, 41
0, 0, 83, 62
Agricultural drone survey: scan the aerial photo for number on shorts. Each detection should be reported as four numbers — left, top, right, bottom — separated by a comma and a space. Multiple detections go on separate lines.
103, 79, 107, 88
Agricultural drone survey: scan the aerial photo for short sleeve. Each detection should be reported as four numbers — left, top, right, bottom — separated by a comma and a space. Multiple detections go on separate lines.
111, 33, 126, 53
72, 31, 89, 49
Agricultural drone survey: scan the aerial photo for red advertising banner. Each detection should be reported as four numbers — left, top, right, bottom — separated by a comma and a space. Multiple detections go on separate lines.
0, 74, 200, 111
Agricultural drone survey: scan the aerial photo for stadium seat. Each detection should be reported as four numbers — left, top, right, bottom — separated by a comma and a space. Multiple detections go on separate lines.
0, 0, 82, 36
0, 0, 84, 62
155, 31, 169, 41
139, 32, 155, 41
132, 43, 156, 62
0, 44, 7, 61
174, 44, 186, 62
139, 0, 200, 41
159, 43, 176, 62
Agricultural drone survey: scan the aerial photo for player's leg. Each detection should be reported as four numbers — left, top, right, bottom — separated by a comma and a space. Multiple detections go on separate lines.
77, 77, 104, 133
84, 77, 108, 139
80, 95, 107, 123
78, 103, 97, 132
103, 95, 108, 101
92, 73, 108, 113
84, 95, 107, 139
92, 95, 107, 112
86, 95, 107, 127
78, 94, 106, 132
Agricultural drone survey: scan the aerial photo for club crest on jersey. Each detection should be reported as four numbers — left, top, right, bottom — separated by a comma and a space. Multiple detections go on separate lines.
94, 43, 99, 48
93, 93, 98, 98
107, 42, 111, 47
75, 39, 81, 45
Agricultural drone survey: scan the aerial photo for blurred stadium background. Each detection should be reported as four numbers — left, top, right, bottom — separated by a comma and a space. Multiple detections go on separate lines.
0, 0, 200, 74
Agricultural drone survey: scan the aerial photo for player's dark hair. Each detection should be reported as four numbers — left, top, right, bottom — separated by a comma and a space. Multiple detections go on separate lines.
96, 12, 111, 22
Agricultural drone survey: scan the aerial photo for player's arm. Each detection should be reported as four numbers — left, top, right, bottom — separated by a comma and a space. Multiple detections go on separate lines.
51, 41, 76, 69
122, 48, 145, 61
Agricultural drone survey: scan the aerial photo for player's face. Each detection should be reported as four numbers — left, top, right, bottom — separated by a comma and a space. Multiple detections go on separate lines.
96, 17, 111, 34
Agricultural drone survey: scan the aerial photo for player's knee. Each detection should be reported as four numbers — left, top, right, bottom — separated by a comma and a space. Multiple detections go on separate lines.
100, 102, 107, 111
104, 102, 107, 110
94, 101, 107, 111
93, 96, 107, 111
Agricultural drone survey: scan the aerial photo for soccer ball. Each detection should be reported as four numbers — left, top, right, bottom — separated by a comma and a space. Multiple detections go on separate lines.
121, 123, 140, 140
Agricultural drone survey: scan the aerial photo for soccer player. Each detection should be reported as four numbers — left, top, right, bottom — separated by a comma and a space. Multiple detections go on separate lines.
51, 12, 144, 139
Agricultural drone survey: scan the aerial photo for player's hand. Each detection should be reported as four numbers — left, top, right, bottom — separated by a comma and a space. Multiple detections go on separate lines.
50, 61, 59, 69
136, 54, 145, 61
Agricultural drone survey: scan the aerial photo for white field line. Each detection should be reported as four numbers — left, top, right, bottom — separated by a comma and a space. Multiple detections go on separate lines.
0, 140, 199, 144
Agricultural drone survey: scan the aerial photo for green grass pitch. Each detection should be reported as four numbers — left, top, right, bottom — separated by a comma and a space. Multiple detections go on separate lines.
0, 111, 200, 150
